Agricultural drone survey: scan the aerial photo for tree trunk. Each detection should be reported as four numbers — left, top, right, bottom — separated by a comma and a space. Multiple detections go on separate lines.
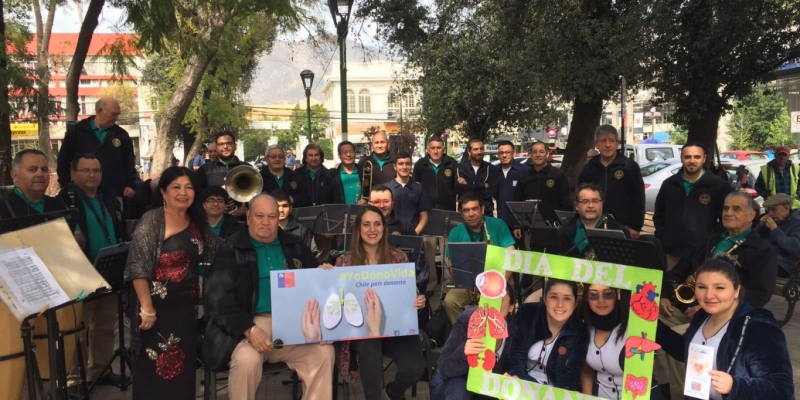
561, 98, 604, 188
65, 0, 106, 121
0, 0, 12, 185
32, 0, 59, 166
686, 106, 723, 165
150, 51, 219, 177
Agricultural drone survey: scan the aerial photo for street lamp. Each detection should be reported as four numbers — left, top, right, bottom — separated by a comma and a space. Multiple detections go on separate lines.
644, 107, 662, 139
328, 0, 354, 142
300, 69, 315, 143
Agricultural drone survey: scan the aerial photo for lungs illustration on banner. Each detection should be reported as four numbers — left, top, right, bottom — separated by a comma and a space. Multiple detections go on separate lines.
323, 288, 364, 330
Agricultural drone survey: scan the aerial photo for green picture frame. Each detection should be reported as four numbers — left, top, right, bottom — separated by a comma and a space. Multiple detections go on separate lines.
466, 245, 664, 400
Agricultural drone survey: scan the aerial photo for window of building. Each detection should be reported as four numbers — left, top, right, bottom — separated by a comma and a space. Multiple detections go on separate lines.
347, 89, 356, 113
358, 89, 371, 113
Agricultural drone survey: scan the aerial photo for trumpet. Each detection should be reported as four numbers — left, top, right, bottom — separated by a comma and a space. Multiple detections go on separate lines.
223, 165, 264, 213
361, 161, 373, 201
674, 238, 746, 304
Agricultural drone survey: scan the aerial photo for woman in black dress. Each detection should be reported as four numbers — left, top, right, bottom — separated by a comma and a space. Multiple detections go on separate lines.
124, 167, 222, 400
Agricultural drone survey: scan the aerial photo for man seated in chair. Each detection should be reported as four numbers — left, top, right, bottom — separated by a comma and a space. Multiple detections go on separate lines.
557, 182, 630, 258
203, 194, 334, 400
272, 190, 316, 254
369, 184, 415, 236
442, 193, 515, 324
756, 193, 800, 278
203, 186, 242, 239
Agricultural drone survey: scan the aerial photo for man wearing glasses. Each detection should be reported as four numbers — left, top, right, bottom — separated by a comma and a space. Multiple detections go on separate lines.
369, 184, 415, 235
260, 145, 300, 201
202, 187, 242, 239
557, 182, 629, 258
331, 141, 362, 204
491, 140, 528, 243
195, 130, 248, 216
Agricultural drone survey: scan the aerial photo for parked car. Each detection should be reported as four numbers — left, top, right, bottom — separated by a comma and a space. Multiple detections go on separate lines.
641, 158, 683, 211
719, 151, 769, 161
624, 144, 683, 166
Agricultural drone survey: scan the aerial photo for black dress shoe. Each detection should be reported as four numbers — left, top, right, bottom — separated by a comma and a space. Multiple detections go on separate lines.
93, 372, 128, 386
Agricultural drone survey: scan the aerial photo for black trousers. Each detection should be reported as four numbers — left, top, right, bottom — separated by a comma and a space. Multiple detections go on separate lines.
351, 335, 425, 400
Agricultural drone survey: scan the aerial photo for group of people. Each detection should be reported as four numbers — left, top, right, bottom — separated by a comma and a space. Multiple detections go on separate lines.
1, 97, 796, 400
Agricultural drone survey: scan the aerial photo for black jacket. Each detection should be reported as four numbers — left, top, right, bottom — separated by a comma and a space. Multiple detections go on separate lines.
578, 154, 645, 231
387, 211, 414, 236
0, 189, 76, 231
57, 117, 137, 197
56, 184, 127, 259
514, 163, 573, 212
195, 157, 248, 191
260, 167, 301, 202
413, 155, 458, 211
292, 166, 335, 207
202, 228, 319, 372
657, 302, 795, 400
214, 216, 242, 240
358, 153, 397, 188
557, 214, 630, 258
653, 170, 731, 256
436, 307, 515, 379
328, 164, 359, 204
455, 160, 497, 214
503, 303, 588, 390
664, 229, 777, 308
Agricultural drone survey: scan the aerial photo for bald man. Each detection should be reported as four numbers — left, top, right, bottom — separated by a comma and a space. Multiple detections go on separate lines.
58, 97, 137, 202
358, 132, 397, 192
203, 194, 333, 400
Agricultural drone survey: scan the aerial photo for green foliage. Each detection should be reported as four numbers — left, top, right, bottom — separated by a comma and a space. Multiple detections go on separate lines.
276, 131, 297, 151
1, 3, 36, 117
668, 126, 688, 145
727, 88, 793, 150
289, 103, 331, 143
242, 129, 273, 161
319, 138, 333, 161
98, 82, 139, 125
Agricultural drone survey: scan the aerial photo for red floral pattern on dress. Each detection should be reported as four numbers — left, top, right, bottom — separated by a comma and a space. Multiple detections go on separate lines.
155, 251, 190, 282
147, 334, 185, 380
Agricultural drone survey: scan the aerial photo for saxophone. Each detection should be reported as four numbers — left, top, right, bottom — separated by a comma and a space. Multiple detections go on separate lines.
674, 238, 746, 304
484, 221, 492, 245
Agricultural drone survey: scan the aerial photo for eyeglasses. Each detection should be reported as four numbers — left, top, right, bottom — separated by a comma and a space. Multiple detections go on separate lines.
339, 150, 355, 155
205, 198, 225, 205
586, 290, 616, 301
578, 199, 603, 205
75, 168, 102, 174
498, 151, 514, 156
217, 142, 235, 148
370, 200, 391, 206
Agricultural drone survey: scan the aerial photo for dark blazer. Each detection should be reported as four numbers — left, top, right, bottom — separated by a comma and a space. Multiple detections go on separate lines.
455, 160, 497, 215
657, 302, 795, 400
654, 170, 731, 257
260, 167, 301, 202
578, 153, 645, 231
56, 184, 127, 259
557, 214, 630, 258
664, 229, 777, 307
503, 303, 589, 391
57, 117, 137, 197
413, 155, 458, 211
437, 307, 515, 380
292, 166, 335, 207
514, 163, 573, 212
202, 229, 319, 371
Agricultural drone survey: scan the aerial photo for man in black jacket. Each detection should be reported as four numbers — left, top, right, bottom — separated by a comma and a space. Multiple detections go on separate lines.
195, 130, 249, 217
558, 183, 630, 258
56, 154, 126, 387
202, 187, 241, 239
330, 141, 362, 204
259, 145, 300, 202
578, 125, 645, 239
358, 132, 397, 195
653, 143, 731, 269
413, 137, 458, 211
514, 142, 572, 240
57, 97, 137, 201
203, 194, 333, 400
293, 143, 334, 207
455, 138, 497, 216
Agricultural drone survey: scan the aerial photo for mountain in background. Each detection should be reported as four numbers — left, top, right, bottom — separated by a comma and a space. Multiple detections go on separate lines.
246, 39, 390, 106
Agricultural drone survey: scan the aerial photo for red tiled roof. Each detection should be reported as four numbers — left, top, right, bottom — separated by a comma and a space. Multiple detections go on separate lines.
17, 33, 139, 56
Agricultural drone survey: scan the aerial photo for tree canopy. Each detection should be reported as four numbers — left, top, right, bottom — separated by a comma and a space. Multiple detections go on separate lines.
727, 88, 793, 150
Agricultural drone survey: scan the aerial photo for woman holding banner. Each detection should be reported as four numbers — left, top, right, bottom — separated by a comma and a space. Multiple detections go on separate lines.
658, 259, 794, 400
334, 205, 427, 400
503, 279, 589, 390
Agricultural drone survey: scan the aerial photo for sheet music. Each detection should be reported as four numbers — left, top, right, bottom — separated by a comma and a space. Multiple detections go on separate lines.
0, 247, 70, 317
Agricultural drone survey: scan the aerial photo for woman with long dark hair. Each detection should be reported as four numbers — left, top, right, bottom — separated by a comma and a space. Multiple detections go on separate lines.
124, 167, 222, 400
579, 285, 629, 399
658, 259, 794, 399
504, 278, 589, 391
334, 205, 427, 400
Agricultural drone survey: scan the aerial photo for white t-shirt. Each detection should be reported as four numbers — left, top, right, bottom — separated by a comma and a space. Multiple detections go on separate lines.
526, 333, 560, 384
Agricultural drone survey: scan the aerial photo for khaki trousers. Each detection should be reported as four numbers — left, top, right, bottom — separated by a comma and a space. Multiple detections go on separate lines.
228, 314, 334, 400
443, 289, 476, 324
654, 306, 691, 400
68, 294, 118, 383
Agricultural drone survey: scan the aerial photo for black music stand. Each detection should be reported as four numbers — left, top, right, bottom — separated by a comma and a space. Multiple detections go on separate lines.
90, 244, 133, 392
0, 209, 77, 234
446, 243, 487, 289
294, 206, 325, 232
343, 204, 367, 233
586, 236, 665, 271
388, 235, 424, 271
507, 201, 538, 229
554, 210, 576, 224
312, 205, 349, 235
421, 209, 463, 237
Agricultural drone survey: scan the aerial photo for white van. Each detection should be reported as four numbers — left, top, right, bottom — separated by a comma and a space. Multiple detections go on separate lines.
624, 144, 683, 166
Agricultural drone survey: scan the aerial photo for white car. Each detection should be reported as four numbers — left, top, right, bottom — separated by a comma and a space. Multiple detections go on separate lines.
641, 158, 683, 211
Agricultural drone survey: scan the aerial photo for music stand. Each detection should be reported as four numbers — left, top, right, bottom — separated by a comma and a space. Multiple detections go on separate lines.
294, 206, 325, 232
0, 209, 76, 234
586, 228, 627, 240
586, 236, 665, 271
555, 210, 576, 224
536, 203, 563, 227
344, 204, 367, 233
446, 242, 487, 289
528, 227, 562, 253
312, 205, 349, 235
421, 209, 463, 237
90, 243, 133, 392
507, 201, 538, 229
388, 235, 424, 270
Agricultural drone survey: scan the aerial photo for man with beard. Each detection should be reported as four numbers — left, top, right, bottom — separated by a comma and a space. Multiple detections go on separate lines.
513, 141, 572, 239
260, 145, 300, 201
756, 193, 800, 277
755, 146, 800, 208
654, 143, 731, 269
557, 183, 629, 258
331, 141, 362, 204
293, 143, 334, 208
442, 193, 515, 323
358, 132, 396, 193
455, 139, 497, 216
195, 130, 248, 217
578, 125, 645, 239
413, 137, 458, 211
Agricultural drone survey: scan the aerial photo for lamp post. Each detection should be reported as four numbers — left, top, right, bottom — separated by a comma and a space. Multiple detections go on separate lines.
328, 0, 354, 142
300, 69, 315, 143
644, 107, 661, 139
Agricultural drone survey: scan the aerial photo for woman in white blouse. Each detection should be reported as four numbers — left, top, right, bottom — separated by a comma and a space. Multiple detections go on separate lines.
579, 284, 629, 399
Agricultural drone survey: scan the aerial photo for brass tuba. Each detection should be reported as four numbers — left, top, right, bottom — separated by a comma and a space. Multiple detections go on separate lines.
223, 165, 264, 213
674, 238, 746, 304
